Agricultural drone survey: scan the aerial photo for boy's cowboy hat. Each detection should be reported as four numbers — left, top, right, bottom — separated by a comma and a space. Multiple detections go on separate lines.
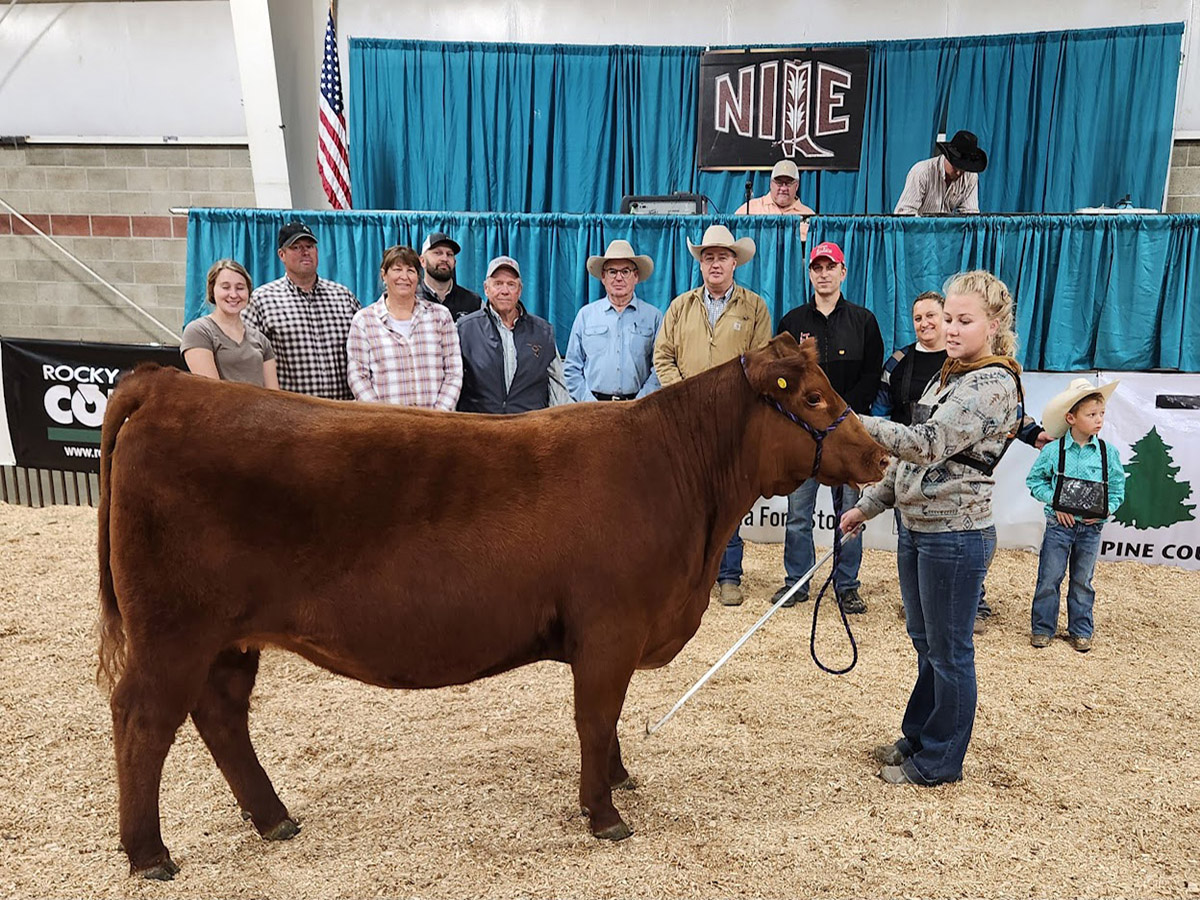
586, 240, 654, 281
937, 130, 988, 173
1042, 377, 1119, 439
686, 224, 756, 265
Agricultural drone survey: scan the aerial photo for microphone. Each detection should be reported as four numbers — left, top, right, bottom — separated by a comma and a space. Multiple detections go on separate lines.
744, 175, 754, 206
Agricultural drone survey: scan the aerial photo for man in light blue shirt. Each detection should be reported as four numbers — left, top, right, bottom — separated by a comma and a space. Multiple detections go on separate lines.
564, 240, 663, 402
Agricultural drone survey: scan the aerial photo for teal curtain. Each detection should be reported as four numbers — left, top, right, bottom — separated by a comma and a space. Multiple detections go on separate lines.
348, 23, 1182, 216
186, 210, 1200, 372
943, 25, 1182, 212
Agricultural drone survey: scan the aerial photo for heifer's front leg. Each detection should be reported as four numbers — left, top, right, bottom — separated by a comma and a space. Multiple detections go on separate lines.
571, 657, 636, 841
190, 648, 298, 841
110, 662, 206, 879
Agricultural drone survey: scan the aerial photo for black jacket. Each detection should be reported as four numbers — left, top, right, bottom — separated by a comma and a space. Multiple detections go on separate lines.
776, 295, 884, 414
417, 281, 483, 322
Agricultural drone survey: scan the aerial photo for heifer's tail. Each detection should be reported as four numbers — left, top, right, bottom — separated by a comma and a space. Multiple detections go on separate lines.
96, 365, 156, 690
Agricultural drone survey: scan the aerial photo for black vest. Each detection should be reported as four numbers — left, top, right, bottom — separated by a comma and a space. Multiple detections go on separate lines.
457, 306, 556, 414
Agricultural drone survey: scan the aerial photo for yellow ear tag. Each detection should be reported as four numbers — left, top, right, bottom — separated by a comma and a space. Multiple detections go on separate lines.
777, 377, 788, 389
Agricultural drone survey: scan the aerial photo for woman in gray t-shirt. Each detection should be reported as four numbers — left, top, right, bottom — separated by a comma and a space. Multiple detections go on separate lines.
182, 259, 279, 388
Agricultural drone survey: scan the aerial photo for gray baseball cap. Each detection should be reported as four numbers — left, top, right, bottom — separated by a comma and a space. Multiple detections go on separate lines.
486, 256, 521, 278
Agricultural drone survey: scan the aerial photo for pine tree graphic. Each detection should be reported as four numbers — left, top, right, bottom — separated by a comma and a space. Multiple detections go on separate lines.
1113, 427, 1196, 529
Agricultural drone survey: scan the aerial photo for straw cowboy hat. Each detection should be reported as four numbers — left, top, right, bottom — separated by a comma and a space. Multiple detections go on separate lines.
586, 240, 654, 281
686, 224, 756, 265
1042, 377, 1119, 439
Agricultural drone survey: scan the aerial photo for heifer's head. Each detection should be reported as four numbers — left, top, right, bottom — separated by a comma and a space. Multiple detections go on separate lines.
742, 334, 888, 496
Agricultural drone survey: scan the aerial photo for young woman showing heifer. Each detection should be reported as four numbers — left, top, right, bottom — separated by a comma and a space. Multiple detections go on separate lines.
840, 270, 1023, 786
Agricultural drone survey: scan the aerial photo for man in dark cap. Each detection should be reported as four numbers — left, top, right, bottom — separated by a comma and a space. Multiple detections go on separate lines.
243, 220, 361, 399
894, 130, 988, 215
416, 231, 483, 322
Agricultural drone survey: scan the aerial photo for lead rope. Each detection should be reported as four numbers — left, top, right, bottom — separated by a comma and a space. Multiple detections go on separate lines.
737, 354, 859, 674
809, 486, 859, 675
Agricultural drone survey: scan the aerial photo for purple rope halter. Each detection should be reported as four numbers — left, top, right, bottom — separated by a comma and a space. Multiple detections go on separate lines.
741, 355, 852, 478
740, 353, 861, 675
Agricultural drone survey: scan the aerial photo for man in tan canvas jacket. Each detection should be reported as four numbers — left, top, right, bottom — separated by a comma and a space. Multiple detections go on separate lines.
653, 224, 772, 605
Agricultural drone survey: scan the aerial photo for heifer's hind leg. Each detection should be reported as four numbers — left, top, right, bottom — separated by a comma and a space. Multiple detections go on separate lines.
110, 657, 208, 879
190, 648, 298, 841
572, 654, 637, 841
608, 729, 637, 790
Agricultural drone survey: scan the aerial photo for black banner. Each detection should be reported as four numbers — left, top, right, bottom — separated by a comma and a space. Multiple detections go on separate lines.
1, 337, 182, 474
698, 47, 870, 170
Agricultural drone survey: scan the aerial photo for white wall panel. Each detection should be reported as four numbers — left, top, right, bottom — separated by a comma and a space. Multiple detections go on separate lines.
0, 1, 1193, 168
0, 1, 245, 139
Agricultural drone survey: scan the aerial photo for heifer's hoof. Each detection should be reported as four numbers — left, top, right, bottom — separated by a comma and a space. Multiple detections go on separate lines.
612, 775, 639, 791
261, 818, 300, 841
593, 821, 633, 841
134, 856, 180, 881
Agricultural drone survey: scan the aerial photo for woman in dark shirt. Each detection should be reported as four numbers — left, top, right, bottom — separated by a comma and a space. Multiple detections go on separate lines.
871, 291, 945, 424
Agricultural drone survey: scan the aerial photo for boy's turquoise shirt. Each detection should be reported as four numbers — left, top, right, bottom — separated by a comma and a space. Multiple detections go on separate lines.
1026, 433, 1127, 518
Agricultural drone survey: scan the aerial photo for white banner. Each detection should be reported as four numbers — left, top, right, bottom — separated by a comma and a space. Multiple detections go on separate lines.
740, 371, 1200, 570
0, 344, 16, 467
1094, 372, 1200, 570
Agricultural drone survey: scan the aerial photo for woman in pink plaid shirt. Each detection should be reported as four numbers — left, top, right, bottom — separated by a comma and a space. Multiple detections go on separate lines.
346, 245, 463, 409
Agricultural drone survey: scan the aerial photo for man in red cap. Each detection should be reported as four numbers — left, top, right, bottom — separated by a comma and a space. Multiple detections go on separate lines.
772, 241, 883, 613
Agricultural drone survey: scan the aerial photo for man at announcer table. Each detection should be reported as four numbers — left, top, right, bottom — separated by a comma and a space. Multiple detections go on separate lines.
456, 255, 571, 413
653, 224, 772, 607
564, 239, 662, 402
894, 129, 988, 215
735, 159, 815, 217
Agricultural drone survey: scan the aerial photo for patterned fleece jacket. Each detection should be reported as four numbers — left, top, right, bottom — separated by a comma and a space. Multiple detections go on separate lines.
855, 363, 1021, 533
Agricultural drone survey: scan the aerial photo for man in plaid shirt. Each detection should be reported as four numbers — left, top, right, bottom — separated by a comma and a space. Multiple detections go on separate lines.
243, 221, 361, 399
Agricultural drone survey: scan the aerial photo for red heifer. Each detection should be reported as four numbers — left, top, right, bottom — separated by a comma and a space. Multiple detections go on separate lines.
97, 334, 886, 878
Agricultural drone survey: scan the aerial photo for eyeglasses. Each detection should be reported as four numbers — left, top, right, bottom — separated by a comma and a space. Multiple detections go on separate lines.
603, 267, 637, 278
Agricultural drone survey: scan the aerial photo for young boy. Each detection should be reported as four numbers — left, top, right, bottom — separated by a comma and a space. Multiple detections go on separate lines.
1025, 379, 1126, 652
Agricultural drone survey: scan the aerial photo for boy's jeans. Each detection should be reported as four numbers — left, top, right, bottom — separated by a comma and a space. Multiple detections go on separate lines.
783, 481, 862, 592
894, 523, 994, 785
1031, 517, 1104, 639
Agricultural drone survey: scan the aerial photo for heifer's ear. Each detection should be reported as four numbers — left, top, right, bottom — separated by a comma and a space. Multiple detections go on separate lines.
774, 332, 800, 352
743, 335, 813, 402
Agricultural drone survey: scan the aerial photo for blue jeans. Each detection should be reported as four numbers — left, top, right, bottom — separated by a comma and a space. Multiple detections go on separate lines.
893, 508, 993, 617
893, 523, 995, 785
783, 481, 861, 592
1031, 517, 1103, 639
718, 531, 743, 585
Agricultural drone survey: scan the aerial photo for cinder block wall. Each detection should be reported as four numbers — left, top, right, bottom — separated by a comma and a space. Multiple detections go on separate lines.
1167, 140, 1200, 214
0, 144, 255, 345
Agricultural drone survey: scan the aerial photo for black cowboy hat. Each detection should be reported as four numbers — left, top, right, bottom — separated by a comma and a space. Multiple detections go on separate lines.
936, 130, 988, 173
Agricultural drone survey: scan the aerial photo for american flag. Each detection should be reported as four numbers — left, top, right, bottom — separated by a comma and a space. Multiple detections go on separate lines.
318, 2, 352, 209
